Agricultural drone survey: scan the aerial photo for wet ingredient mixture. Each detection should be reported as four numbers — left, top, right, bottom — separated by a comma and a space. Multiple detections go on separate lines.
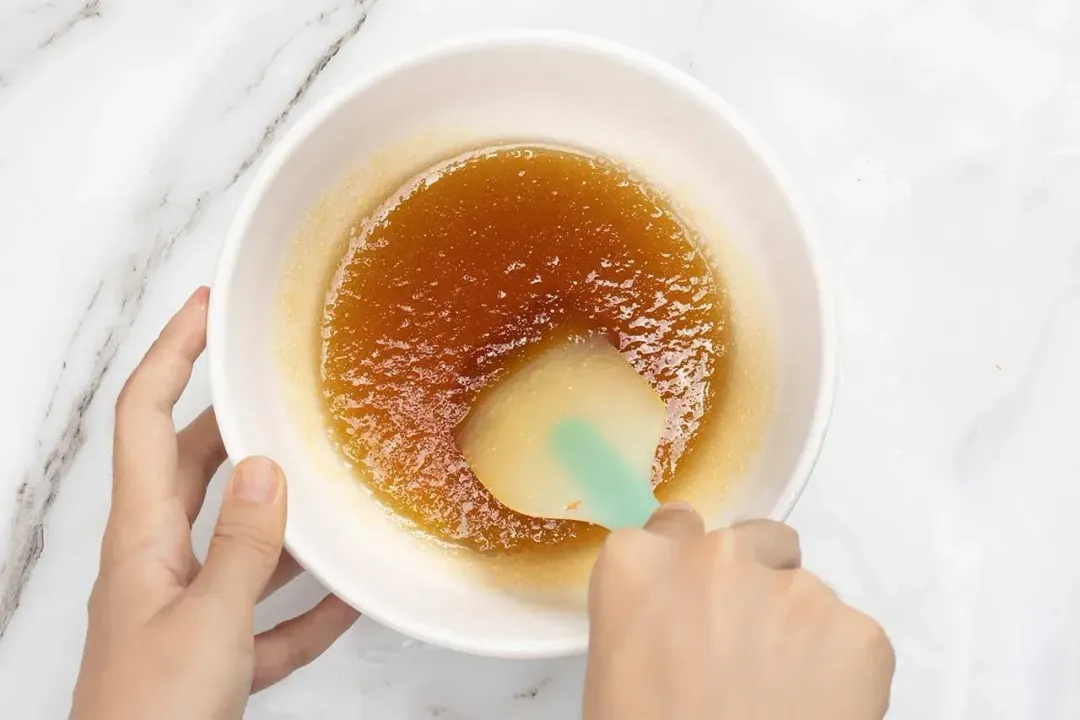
321, 145, 732, 553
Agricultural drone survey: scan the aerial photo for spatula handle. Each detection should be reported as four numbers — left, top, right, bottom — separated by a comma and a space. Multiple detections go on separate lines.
549, 417, 661, 530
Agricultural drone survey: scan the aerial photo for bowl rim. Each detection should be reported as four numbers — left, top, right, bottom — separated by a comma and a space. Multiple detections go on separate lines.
208, 28, 838, 659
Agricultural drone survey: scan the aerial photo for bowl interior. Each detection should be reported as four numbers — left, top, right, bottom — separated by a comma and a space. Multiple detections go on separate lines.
209, 34, 832, 658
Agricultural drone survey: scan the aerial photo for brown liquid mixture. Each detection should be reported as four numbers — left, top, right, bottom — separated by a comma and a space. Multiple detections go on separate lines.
321, 145, 732, 553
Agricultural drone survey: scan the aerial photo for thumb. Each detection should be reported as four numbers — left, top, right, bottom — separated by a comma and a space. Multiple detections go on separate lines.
195, 456, 287, 611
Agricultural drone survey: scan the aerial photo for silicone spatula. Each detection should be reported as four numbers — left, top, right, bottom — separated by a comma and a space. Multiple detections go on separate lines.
455, 336, 667, 530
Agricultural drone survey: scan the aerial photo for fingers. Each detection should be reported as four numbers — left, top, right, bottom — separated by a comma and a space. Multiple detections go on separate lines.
259, 552, 303, 602
589, 523, 676, 626
591, 502, 703, 612
188, 550, 302, 604
644, 502, 705, 542
729, 519, 802, 570
113, 287, 209, 511
193, 457, 287, 612
251, 595, 360, 692
176, 407, 228, 522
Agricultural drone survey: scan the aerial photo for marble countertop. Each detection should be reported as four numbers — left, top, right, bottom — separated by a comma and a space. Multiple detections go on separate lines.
3, 0, 1080, 717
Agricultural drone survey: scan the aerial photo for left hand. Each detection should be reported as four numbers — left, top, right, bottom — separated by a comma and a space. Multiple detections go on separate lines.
71, 287, 359, 720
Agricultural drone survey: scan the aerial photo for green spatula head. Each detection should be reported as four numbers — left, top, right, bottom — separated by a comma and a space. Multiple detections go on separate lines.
455, 336, 667, 530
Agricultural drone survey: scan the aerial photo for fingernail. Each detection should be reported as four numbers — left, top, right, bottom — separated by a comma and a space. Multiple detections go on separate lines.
658, 501, 697, 514
233, 457, 281, 505
647, 501, 698, 522
187, 286, 210, 310
644, 501, 705, 540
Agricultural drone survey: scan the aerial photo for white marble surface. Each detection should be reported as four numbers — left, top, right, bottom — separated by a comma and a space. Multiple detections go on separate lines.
2, 0, 1080, 717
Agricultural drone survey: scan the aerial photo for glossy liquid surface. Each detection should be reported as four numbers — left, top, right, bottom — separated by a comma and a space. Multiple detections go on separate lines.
321, 145, 732, 552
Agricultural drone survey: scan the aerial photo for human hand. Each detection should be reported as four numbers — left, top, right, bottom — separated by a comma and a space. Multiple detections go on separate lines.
584, 505, 895, 720
71, 288, 359, 720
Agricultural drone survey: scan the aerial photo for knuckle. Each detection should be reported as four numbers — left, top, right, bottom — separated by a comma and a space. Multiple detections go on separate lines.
263, 643, 313, 684
774, 522, 802, 553
733, 518, 790, 535
702, 530, 751, 590
706, 527, 739, 563
114, 379, 138, 419
116, 347, 160, 410
779, 521, 801, 542
262, 642, 295, 678
855, 611, 894, 658
86, 577, 107, 615
210, 520, 281, 564
789, 569, 831, 600
882, 634, 898, 671
178, 432, 227, 479
158, 348, 188, 378
781, 571, 836, 629
143, 338, 166, 366
734, 520, 801, 558
285, 638, 319, 671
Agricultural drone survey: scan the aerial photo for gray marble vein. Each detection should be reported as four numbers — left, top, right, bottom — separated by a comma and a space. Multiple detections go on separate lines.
0, 0, 105, 88
228, 0, 379, 187
38, 0, 102, 50
0, 0, 381, 641
227, 6, 344, 114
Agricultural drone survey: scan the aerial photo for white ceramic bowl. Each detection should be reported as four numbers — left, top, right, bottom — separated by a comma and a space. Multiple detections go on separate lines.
209, 31, 836, 658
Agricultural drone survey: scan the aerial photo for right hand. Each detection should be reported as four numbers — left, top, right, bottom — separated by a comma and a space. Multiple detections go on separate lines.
584, 505, 895, 720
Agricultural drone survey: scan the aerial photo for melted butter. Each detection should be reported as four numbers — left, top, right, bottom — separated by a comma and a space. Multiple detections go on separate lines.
321, 144, 733, 553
